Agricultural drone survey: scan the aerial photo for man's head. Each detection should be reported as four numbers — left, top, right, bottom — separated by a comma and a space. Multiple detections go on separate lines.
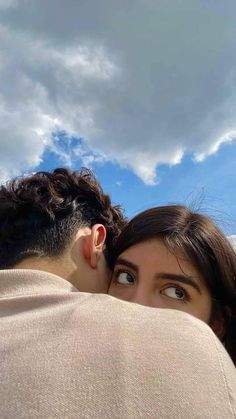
0, 168, 127, 292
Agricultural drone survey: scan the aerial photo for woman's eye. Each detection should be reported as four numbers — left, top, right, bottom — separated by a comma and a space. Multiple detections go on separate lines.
115, 271, 135, 285
162, 286, 187, 301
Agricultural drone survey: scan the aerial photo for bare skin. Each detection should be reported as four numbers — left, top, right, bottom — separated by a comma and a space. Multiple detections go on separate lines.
109, 239, 212, 323
15, 225, 110, 293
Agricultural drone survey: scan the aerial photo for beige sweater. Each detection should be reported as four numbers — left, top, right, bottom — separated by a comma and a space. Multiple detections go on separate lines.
0, 269, 235, 418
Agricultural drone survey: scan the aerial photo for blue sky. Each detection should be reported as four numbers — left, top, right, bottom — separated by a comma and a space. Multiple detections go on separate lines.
37, 134, 236, 235
1, 0, 236, 235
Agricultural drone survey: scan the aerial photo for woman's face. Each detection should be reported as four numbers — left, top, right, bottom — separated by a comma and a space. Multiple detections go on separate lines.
109, 239, 212, 323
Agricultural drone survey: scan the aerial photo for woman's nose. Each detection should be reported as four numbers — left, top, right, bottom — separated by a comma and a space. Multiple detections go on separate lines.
130, 286, 153, 308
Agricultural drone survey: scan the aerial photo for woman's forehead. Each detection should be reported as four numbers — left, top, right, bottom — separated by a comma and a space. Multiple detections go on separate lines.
119, 238, 207, 285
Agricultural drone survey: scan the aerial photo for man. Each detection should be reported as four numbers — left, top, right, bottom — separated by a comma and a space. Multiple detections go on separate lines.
0, 167, 126, 292
0, 168, 235, 418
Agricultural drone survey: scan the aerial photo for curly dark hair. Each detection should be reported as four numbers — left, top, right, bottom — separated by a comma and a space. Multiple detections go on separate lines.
109, 205, 236, 366
0, 167, 127, 268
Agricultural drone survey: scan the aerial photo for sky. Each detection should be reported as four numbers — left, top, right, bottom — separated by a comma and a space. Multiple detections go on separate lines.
0, 0, 236, 236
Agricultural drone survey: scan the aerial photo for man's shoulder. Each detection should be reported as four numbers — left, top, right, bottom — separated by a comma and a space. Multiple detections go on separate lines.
0, 270, 235, 418
0, 268, 78, 297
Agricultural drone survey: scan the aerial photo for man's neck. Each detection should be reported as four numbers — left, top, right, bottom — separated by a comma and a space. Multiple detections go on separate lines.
14, 255, 79, 289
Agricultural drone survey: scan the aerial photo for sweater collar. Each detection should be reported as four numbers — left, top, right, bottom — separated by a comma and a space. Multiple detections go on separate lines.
0, 269, 78, 297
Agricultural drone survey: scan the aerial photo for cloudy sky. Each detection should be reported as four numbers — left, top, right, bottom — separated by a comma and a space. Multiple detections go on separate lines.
1, 0, 236, 234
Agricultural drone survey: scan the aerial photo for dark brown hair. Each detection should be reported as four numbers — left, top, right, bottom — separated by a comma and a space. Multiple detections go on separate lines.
0, 167, 127, 268
109, 205, 236, 365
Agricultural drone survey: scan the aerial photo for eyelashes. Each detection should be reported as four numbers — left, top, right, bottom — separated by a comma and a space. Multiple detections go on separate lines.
160, 284, 192, 304
112, 268, 192, 304
113, 270, 135, 285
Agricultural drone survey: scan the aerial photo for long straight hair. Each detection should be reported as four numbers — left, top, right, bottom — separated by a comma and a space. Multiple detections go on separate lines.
109, 205, 236, 365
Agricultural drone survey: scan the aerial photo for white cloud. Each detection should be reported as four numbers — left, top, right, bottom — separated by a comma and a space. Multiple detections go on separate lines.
194, 130, 236, 162
0, 22, 116, 179
1, 0, 236, 183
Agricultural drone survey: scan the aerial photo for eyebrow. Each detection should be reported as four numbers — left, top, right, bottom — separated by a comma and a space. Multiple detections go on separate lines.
155, 273, 202, 295
115, 257, 202, 295
115, 258, 139, 272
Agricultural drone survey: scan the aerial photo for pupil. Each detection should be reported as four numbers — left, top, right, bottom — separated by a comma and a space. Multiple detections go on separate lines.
175, 288, 184, 299
127, 274, 133, 283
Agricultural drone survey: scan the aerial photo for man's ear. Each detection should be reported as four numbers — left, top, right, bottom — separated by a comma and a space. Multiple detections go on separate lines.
83, 224, 106, 269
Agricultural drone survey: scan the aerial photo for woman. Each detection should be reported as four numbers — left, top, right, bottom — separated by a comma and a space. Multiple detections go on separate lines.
108, 205, 236, 365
